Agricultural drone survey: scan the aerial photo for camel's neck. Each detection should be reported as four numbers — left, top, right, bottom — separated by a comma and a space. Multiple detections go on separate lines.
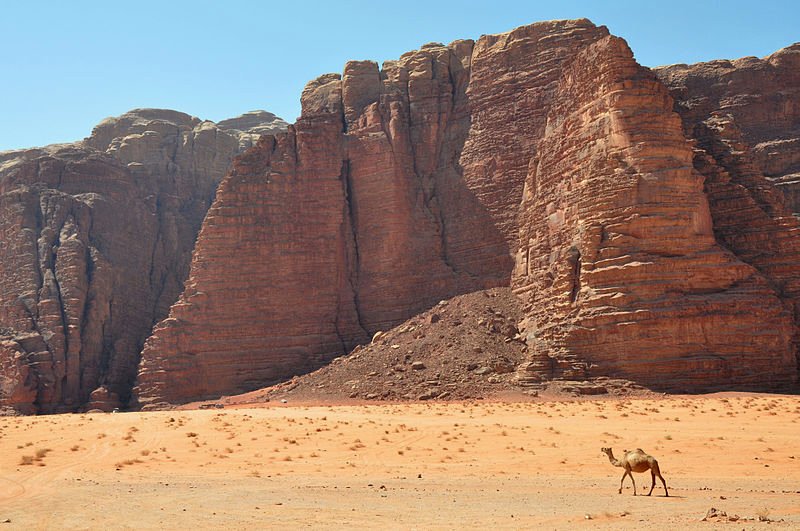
605, 452, 622, 467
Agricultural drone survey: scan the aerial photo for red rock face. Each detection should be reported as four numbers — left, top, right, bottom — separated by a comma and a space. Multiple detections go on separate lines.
513, 36, 796, 390
0, 149, 157, 413
655, 45, 800, 210
134, 125, 368, 405
459, 22, 607, 256
655, 44, 800, 381
136, 22, 799, 406
135, 19, 618, 406
0, 110, 286, 413
0, 335, 39, 414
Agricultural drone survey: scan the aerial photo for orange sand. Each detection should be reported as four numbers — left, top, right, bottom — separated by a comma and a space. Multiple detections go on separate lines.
1, 393, 799, 529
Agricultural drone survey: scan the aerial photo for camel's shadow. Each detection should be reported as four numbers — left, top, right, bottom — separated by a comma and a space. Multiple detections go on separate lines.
630, 494, 684, 499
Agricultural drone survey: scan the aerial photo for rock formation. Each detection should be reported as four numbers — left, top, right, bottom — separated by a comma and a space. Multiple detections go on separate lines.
216, 110, 289, 149
6, 19, 795, 411
137, 21, 800, 406
0, 109, 287, 413
134, 19, 615, 406
135, 21, 800, 406
655, 44, 800, 386
513, 36, 796, 390
654, 45, 800, 211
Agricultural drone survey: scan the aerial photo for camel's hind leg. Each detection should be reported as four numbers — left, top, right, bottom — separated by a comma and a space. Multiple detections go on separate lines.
649, 464, 669, 496
659, 473, 669, 496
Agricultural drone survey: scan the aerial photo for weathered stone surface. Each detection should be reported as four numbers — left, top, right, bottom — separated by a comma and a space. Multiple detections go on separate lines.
655, 44, 800, 381
0, 334, 39, 415
136, 22, 799, 406
135, 19, 615, 405
216, 110, 289, 150
459, 22, 608, 257
0, 109, 286, 413
513, 35, 796, 391
655, 44, 800, 210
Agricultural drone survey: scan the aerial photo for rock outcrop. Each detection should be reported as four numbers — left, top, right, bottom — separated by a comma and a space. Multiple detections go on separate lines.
0, 109, 286, 413
137, 22, 800, 406
513, 36, 796, 390
216, 110, 289, 149
134, 19, 617, 406
654, 44, 800, 384
654, 45, 800, 211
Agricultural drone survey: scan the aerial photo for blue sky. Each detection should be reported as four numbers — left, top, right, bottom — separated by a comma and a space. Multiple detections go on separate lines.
1, 0, 797, 151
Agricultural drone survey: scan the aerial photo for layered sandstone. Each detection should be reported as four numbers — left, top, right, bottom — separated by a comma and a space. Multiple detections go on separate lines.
216, 110, 289, 149
655, 44, 800, 380
655, 45, 800, 210
0, 109, 286, 413
136, 21, 800, 406
135, 19, 615, 405
513, 36, 796, 390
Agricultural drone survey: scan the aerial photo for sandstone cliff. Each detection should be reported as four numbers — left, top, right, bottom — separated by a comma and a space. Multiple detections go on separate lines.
135, 19, 615, 405
513, 36, 796, 390
655, 45, 800, 210
134, 22, 798, 405
654, 44, 800, 386
0, 109, 287, 413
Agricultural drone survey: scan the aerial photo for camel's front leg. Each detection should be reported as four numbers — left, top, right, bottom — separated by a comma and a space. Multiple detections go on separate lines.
619, 470, 635, 495
647, 470, 655, 496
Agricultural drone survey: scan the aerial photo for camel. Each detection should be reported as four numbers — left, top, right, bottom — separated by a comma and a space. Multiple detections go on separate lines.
601, 447, 669, 496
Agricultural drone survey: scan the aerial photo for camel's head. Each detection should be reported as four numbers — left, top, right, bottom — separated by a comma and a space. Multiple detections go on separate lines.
601, 447, 612, 456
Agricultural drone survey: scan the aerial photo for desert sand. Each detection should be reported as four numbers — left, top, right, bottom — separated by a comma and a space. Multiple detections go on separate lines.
1, 393, 799, 529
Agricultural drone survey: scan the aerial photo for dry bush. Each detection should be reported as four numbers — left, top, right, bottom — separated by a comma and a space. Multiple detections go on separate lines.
115, 458, 144, 468
35, 448, 51, 459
